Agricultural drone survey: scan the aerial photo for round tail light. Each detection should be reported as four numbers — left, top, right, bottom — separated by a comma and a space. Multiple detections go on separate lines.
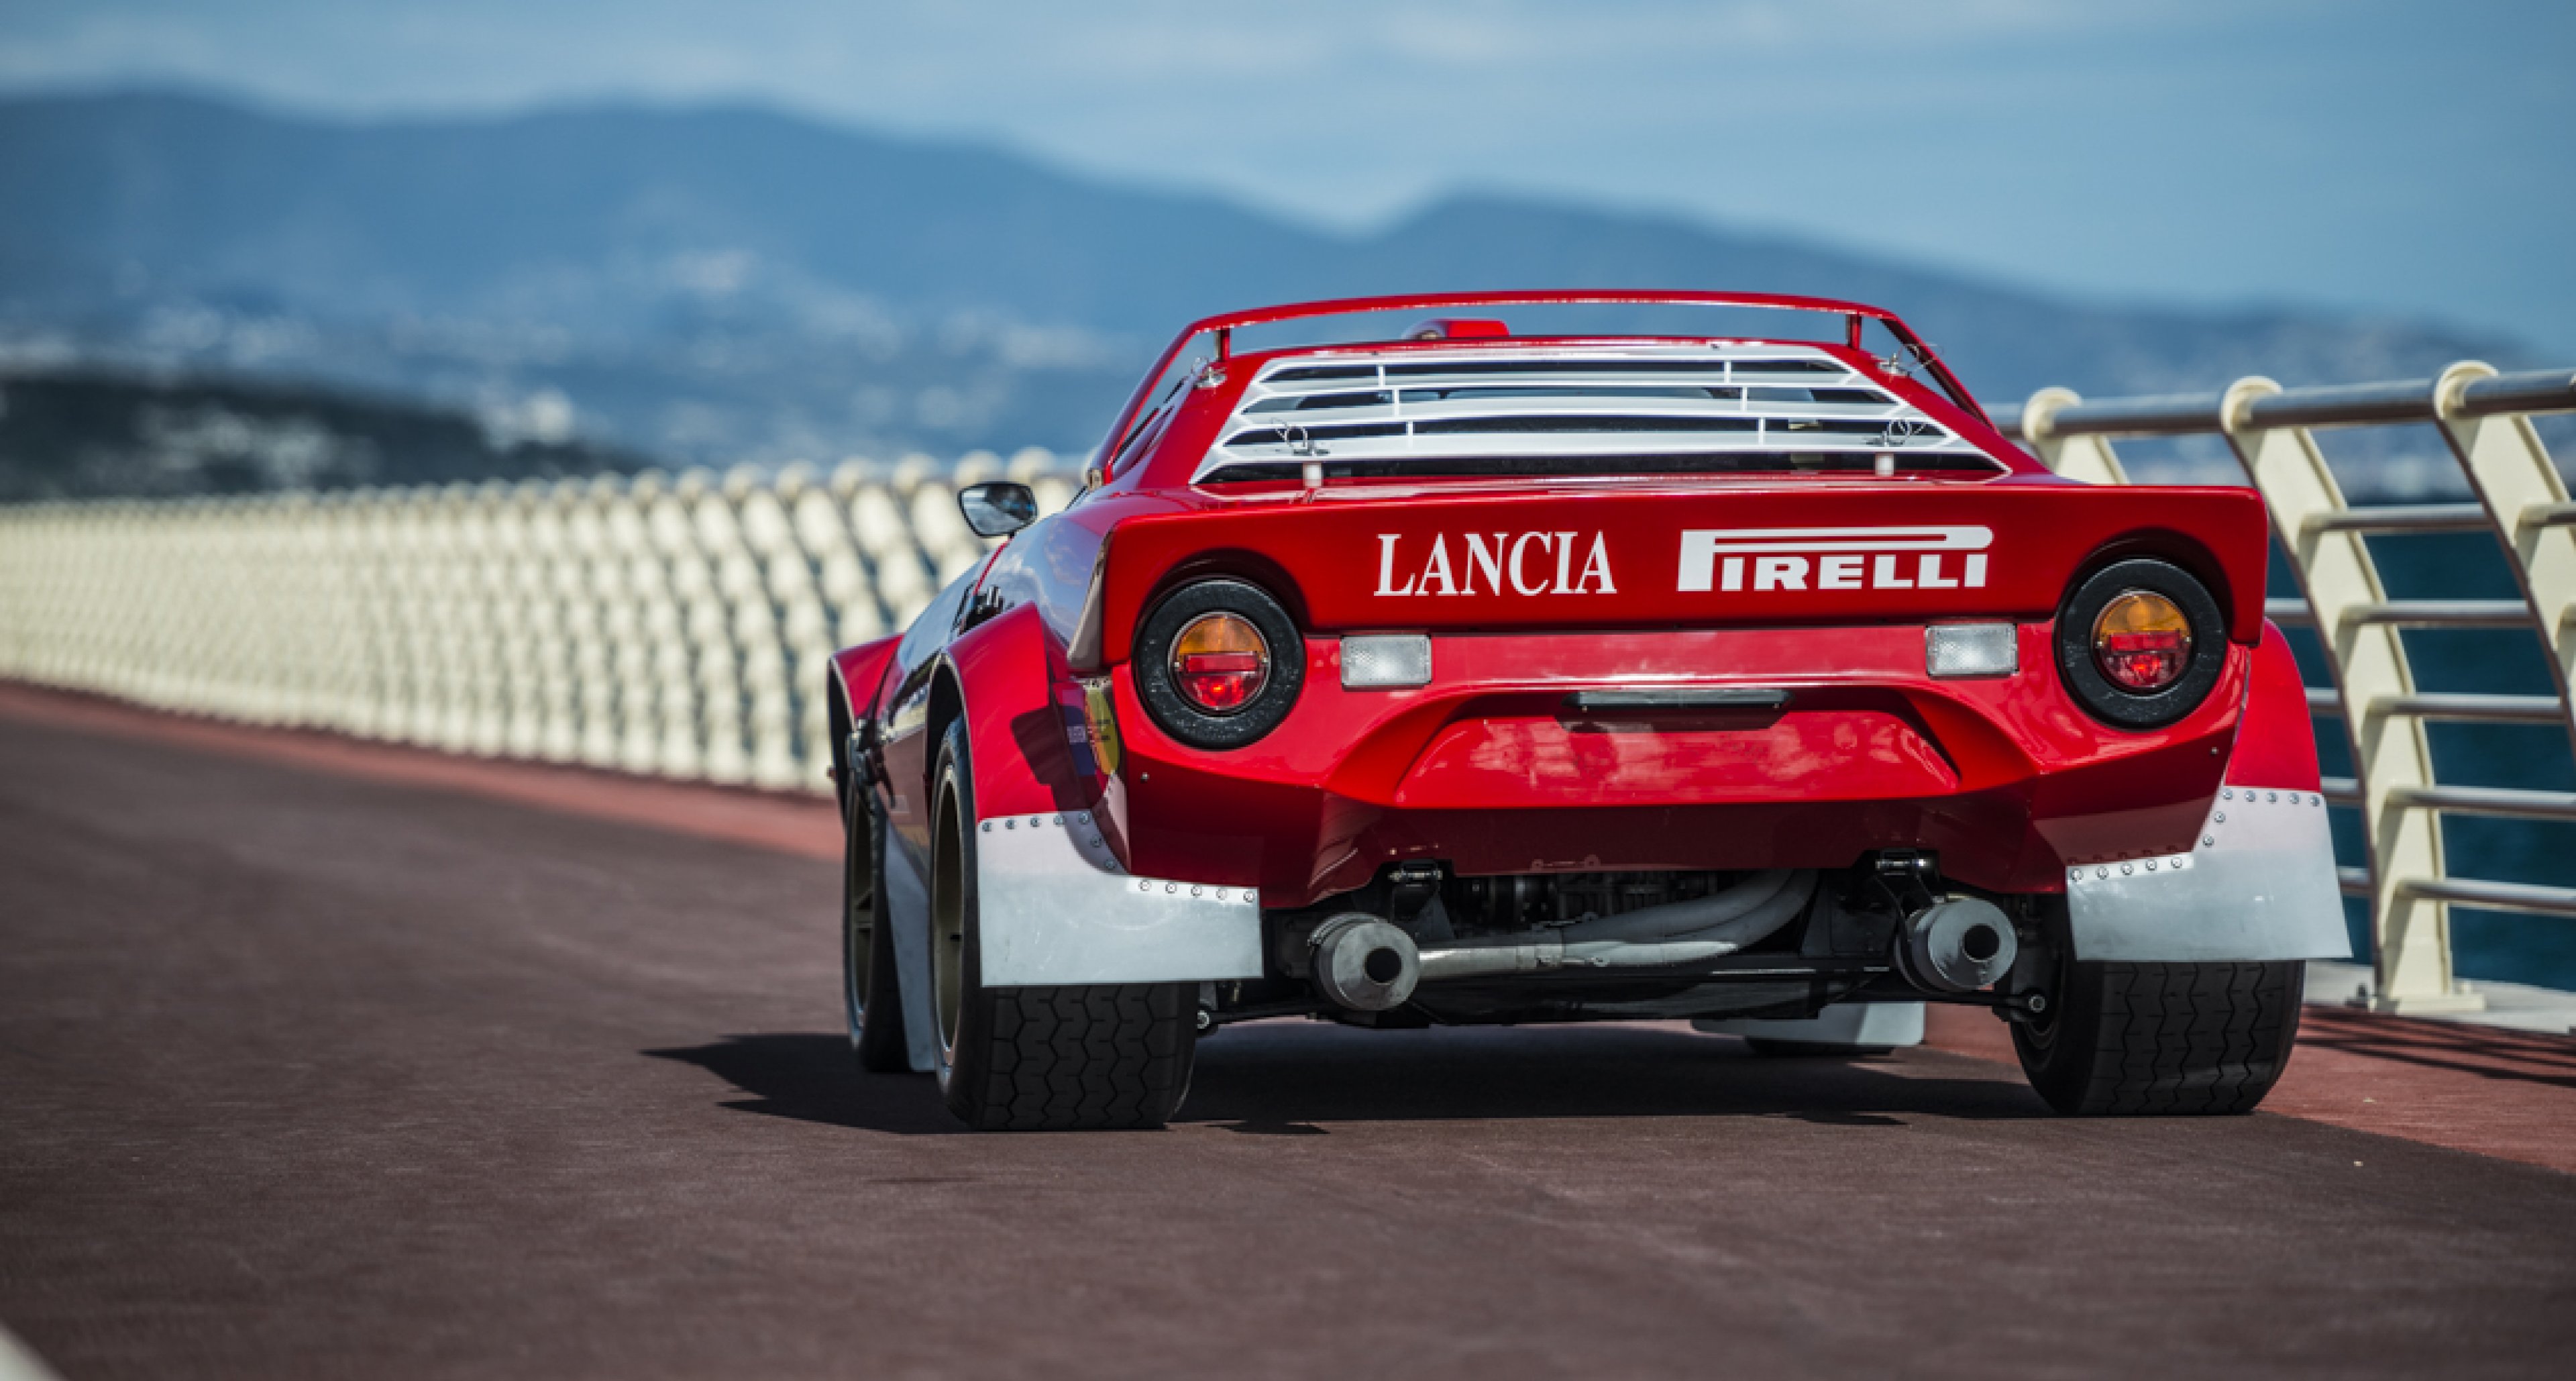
1171, 612, 1270, 712
2055, 557, 2228, 729
2092, 591, 2192, 692
1135, 578, 1305, 750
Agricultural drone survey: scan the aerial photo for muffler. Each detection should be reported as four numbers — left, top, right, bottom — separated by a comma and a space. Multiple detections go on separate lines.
1896, 897, 2017, 994
1309, 913, 1420, 1011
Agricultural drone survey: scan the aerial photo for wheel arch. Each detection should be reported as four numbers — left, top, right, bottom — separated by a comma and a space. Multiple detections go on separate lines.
937, 603, 1101, 821
826, 633, 904, 815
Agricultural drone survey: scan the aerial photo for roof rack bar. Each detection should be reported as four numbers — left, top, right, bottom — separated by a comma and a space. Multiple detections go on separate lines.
1183, 291, 1900, 339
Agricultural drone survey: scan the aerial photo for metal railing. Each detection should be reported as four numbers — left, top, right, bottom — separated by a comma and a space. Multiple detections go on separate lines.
2002, 364, 2576, 1013
0, 452, 1077, 795
5, 362, 2573, 1009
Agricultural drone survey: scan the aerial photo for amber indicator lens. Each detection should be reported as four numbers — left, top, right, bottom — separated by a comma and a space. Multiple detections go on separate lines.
2092, 591, 2192, 692
1171, 612, 1270, 713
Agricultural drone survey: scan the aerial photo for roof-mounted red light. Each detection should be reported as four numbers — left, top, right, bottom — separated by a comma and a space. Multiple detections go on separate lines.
1405, 317, 1511, 342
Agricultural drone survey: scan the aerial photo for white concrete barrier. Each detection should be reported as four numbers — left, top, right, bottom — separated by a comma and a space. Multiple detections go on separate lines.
0, 456, 1071, 797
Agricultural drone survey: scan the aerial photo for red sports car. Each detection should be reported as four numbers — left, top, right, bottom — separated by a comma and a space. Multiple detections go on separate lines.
828, 291, 2347, 1131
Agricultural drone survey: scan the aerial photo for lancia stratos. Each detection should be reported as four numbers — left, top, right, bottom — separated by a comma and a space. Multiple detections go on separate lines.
826, 291, 2346, 1131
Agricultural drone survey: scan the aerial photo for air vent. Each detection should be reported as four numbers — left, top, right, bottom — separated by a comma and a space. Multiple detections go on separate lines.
1194, 346, 1996, 483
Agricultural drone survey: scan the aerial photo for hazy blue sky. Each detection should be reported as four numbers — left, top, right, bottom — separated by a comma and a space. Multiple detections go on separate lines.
5, 0, 2571, 350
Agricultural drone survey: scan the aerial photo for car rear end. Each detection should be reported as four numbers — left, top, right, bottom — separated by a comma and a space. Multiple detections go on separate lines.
1089, 340, 2271, 903
918, 303, 2343, 1129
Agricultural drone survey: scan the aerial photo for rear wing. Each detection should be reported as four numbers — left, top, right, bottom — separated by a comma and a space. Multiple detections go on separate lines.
1098, 291, 1986, 479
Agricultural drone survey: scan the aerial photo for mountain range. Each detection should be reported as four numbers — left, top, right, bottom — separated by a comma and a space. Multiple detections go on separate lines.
0, 89, 2538, 478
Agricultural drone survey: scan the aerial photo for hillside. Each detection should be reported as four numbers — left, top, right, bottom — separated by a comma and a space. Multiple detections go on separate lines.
0, 368, 632, 501
0, 90, 2531, 470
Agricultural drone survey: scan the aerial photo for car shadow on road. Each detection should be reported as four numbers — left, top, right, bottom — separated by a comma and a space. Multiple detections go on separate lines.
1176, 1021, 2045, 1126
644, 1033, 959, 1135
647, 1021, 2045, 1135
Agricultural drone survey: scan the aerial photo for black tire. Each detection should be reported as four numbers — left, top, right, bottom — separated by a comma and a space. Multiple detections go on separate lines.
844, 783, 910, 1073
1743, 1037, 1894, 1059
2012, 960, 2304, 1115
928, 721, 1196, 1131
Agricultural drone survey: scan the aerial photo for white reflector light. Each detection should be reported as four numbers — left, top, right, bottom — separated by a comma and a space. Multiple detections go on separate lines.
1342, 634, 1432, 688
1926, 623, 2018, 678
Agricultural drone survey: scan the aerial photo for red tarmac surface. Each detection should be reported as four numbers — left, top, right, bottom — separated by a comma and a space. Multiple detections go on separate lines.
3, 680, 2573, 1378
7, 681, 2568, 1177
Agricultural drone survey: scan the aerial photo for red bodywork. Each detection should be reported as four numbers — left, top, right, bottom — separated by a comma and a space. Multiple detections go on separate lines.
835, 292, 2313, 910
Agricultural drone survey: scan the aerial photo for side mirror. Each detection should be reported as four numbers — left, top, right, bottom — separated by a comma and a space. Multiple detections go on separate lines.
957, 481, 1038, 538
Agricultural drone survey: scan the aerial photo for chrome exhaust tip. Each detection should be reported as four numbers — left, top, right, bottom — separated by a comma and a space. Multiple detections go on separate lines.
1898, 897, 2017, 994
1309, 913, 1420, 1012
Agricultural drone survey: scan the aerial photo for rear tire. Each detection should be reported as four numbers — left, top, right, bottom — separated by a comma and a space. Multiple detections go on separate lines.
928, 721, 1196, 1131
2012, 959, 2304, 1115
844, 784, 909, 1073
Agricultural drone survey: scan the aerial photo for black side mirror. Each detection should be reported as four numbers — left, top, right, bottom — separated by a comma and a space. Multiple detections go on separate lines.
957, 481, 1038, 538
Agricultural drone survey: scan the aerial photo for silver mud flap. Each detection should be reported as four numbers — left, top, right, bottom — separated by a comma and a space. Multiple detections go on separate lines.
2065, 785, 2352, 962
974, 810, 1265, 986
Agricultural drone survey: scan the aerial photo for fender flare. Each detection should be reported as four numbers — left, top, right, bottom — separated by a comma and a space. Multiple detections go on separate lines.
2224, 621, 2325, 792
825, 635, 902, 813
2063, 621, 2350, 962
941, 604, 1095, 820
938, 603, 1263, 988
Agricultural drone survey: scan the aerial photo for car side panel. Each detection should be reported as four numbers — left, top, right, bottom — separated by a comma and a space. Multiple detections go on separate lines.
2220, 623, 2326, 791
876, 565, 984, 871
947, 603, 1097, 821
947, 602, 1263, 986
829, 635, 902, 727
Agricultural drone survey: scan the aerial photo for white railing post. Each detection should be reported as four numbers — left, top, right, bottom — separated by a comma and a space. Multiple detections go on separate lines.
2435, 362, 2576, 754
2216, 378, 2479, 1012
2019, 387, 2129, 484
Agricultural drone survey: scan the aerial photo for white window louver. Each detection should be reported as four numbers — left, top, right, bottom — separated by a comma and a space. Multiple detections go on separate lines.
1191, 345, 1995, 484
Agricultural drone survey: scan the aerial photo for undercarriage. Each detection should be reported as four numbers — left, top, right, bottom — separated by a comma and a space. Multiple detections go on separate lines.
1225, 853, 2051, 1031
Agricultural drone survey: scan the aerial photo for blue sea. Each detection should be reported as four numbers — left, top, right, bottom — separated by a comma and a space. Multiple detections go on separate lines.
2282, 532, 2576, 992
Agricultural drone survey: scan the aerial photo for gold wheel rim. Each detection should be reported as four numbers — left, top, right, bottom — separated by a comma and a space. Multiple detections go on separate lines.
845, 805, 873, 1023
931, 783, 967, 1057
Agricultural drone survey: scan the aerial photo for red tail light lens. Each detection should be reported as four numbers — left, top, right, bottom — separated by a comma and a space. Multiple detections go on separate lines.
1171, 612, 1270, 713
2092, 591, 2192, 692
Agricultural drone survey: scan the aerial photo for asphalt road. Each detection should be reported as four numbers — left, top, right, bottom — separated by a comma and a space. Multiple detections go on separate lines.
5, 713, 2575, 1380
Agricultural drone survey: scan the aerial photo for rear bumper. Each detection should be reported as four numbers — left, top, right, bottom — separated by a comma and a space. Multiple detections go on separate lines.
1109, 622, 2250, 905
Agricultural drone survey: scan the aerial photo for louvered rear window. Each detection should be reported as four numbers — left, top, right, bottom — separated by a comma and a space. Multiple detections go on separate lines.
1193, 346, 1998, 483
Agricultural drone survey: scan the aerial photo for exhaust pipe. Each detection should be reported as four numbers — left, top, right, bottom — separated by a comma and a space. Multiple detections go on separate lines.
1416, 870, 1818, 981
1310, 913, 1420, 1011
1896, 897, 2017, 994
